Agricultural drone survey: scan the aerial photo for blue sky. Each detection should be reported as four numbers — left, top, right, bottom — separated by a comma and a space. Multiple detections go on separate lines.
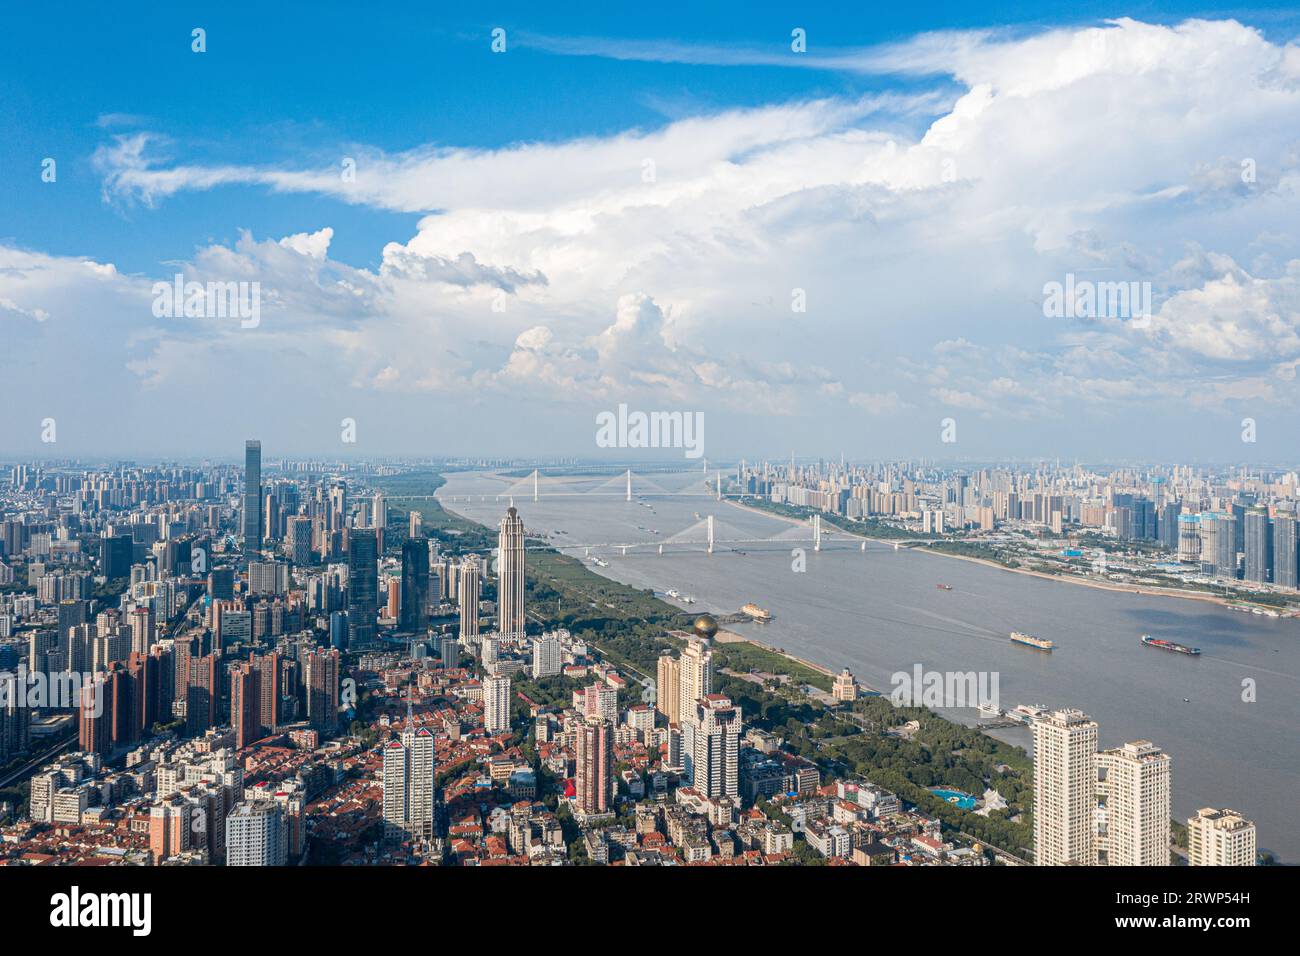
6, 0, 1298, 272
3, 4, 1300, 460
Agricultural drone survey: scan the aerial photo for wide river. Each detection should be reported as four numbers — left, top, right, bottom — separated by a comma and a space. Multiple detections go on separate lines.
438, 470, 1300, 861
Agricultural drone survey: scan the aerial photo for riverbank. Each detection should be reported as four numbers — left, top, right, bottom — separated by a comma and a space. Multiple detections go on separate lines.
725, 496, 1287, 615
712, 626, 864, 692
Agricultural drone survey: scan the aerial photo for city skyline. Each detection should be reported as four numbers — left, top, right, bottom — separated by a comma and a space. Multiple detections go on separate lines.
0, 2, 1284, 930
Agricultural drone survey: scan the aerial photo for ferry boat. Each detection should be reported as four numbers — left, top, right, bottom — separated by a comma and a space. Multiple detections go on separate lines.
665, 589, 681, 599
1007, 703, 1050, 725
1140, 634, 1201, 656
936, 583, 953, 590
977, 702, 1002, 719
1010, 631, 1054, 651
741, 603, 773, 622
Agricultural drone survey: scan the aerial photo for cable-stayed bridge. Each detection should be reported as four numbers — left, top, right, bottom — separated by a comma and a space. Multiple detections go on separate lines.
390, 468, 737, 503
534, 514, 942, 556
385, 470, 943, 556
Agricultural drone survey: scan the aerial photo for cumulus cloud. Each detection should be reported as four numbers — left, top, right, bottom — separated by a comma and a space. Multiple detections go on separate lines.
9, 17, 1300, 456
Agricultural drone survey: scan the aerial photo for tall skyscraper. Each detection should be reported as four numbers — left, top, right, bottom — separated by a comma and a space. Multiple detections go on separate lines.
1159, 501, 1182, 552
231, 662, 258, 750
482, 674, 511, 735
1188, 808, 1257, 866
1244, 509, 1273, 583
185, 653, 220, 736
458, 555, 480, 644
575, 714, 613, 815
678, 636, 713, 713
286, 515, 313, 566
682, 693, 742, 799
1214, 514, 1238, 579
1272, 514, 1298, 589
497, 506, 526, 639
0, 671, 31, 763
242, 440, 262, 556
438, 635, 459, 670
100, 533, 134, 581
382, 704, 436, 842
656, 652, 680, 725
347, 529, 378, 648
1094, 740, 1171, 866
303, 647, 340, 733
399, 539, 429, 633
1033, 708, 1099, 866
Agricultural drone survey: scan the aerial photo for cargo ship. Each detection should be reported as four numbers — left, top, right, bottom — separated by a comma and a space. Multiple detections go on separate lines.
741, 603, 773, 622
1010, 631, 1054, 651
1140, 634, 1201, 656
936, 583, 953, 590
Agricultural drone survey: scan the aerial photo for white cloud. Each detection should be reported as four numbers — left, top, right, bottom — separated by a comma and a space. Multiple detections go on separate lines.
8, 17, 1300, 456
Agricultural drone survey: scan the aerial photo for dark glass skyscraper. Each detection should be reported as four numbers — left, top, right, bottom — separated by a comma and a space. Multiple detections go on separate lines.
242, 439, 262, 556
1244, 509, 1273, 584
348, 528, 378, 647
1159, 501, 1182, 552
1214, 515, 1238, 579
100, 534, 134, 581
399, 539, 429, 633
1273, 515, 1298, 590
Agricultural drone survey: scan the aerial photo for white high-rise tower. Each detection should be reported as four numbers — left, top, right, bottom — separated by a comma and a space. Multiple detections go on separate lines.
483, 674, 511, 735
1095, 740, 1171, 866
1033, 708, 1099, 865
497, 506, 526, 640
457, 555, 480, 644
1188, 808, 1257, 866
